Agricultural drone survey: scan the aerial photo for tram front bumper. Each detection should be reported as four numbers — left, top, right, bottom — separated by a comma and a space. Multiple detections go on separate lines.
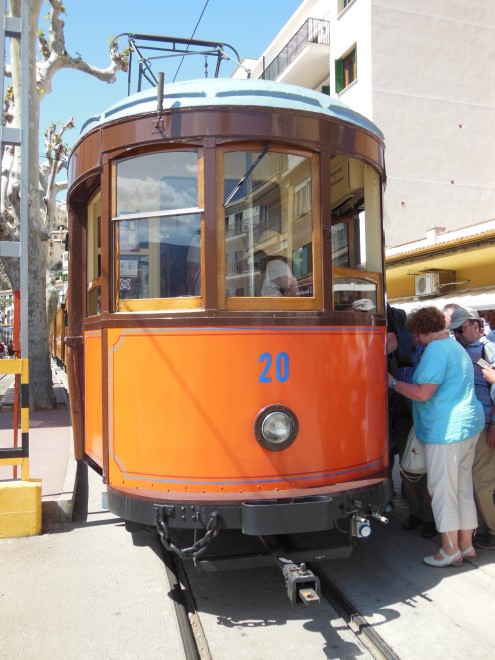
241, 495, 335, 535
108, 477, 392, 533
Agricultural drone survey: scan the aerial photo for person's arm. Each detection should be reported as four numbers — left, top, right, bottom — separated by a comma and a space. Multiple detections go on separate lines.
481, 366, 495, 447
387, 373, 438, 401
386, 332, 398, 355
270, 260, 298, 296
273, 275, 298, 296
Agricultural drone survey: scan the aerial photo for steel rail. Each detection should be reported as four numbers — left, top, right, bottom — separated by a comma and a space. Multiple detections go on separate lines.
308, 562, 400, 660
159, 540, 211, 660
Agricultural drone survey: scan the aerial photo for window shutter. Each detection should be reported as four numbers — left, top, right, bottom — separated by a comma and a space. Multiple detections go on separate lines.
335, 60, 344, 94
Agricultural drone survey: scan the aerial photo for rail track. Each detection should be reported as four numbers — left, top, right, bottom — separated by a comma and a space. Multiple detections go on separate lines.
158, 542, 212, 660
157, 530, 400, 660
308, 561, 400, 660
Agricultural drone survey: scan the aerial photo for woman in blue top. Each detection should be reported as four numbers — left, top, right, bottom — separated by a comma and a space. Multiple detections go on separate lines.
388, 306, 485, 567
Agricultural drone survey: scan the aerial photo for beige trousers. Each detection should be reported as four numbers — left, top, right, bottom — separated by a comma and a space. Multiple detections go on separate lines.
472, 426, 495, 536
425, 435, 479, 533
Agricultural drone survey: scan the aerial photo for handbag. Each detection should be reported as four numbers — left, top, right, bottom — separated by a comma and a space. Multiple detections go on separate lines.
399, 427, 426, 480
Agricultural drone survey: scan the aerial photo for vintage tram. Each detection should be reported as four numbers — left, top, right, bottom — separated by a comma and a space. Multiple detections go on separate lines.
66, 52, 391, 597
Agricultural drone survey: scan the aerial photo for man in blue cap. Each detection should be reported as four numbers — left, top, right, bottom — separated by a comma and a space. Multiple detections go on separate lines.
449, 306, 495, 550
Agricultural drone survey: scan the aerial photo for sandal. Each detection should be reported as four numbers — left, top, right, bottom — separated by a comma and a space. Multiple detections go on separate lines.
460, 545, 478, 561
423, 547, 463, 567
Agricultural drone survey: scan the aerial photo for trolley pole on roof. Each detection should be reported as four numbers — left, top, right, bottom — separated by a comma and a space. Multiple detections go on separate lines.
0, 0, 40, 539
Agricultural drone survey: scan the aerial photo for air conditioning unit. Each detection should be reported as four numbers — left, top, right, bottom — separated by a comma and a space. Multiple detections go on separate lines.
330, 156, 364, 209
414, 271, 455, 297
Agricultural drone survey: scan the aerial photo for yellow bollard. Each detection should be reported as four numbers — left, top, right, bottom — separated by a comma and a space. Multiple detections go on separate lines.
0, 479, 42, 538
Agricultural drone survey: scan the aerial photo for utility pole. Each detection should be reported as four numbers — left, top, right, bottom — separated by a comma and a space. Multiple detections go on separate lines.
0, 0, 40, 538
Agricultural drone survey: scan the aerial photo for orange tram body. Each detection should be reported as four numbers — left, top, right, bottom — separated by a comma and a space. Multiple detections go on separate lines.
66, 60, 391, 580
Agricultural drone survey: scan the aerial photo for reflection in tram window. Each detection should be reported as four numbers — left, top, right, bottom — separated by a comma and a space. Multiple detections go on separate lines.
86, 192, 101, 317
292, 243, 313, 296
114, 150, 203, 308
116, 215, 201, 300
223, 149, 313, 298
116, 151, 199, 215
186, 229, 201, 295
330, 155, 383, 311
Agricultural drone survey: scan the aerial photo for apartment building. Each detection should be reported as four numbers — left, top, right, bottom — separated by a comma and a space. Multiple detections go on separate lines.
239, 0, 495, 309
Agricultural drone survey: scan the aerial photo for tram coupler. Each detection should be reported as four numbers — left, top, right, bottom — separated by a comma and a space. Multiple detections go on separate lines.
282, 561, 321, 607
351, 514, 372, 538
259, 536, 320, 606
370, 510, 389, 524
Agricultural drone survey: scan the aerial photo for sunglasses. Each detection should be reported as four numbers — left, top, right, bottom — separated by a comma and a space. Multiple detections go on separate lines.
453, 321, 474, 335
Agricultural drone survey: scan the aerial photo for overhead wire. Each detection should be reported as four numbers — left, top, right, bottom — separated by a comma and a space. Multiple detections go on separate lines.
172, 0, 211, 82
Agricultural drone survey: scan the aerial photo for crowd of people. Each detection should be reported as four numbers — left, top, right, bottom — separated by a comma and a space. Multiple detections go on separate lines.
387, 303, 495, 568
0, 339, 14, 358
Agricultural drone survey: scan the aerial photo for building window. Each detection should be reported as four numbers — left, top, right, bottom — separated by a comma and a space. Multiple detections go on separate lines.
294, 179, 311, 217
335, 47, 357, 93
338, 0, 354, 13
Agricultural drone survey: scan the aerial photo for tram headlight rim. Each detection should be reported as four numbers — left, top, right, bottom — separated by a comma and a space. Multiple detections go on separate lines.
254, 404, 299, 451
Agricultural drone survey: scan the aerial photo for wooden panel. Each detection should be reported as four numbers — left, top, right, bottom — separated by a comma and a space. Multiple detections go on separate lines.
84, 331, 103, 467
106, 325, 387, 493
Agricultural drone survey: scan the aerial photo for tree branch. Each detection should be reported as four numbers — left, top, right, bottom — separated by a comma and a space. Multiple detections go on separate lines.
38, 1, 128, 99
42, 117, 73, 232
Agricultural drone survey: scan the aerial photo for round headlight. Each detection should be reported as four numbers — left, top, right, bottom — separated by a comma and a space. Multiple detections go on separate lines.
262, 412, 292, 444
254, 405, 298, 451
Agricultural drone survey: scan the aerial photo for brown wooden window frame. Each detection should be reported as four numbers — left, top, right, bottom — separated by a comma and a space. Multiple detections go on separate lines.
218, 142, 322, 312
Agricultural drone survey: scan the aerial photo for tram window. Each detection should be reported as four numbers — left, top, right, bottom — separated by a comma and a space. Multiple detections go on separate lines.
292, 243, 313, 296
87, 279, 101, 315
330, 156, 383, 311
223, 149, 313, 299
333, 272, 378, 311
116, 214, 201, 302
114, 150, 203, 310
86, 192, 101, 317
116, 151, 199, 216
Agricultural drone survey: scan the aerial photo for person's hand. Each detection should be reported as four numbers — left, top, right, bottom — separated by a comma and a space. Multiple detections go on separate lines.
277, 277, 298, 296
482, 366, 495, 384
285, 279, 299, 296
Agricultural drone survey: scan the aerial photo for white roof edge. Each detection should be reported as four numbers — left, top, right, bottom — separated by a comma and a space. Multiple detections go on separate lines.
386, 218, 495, 257
79, 78, 383, 141
389, 286, 495, 313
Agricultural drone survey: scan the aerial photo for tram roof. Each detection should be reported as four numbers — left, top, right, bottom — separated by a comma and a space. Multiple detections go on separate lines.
80, 78, 384, 141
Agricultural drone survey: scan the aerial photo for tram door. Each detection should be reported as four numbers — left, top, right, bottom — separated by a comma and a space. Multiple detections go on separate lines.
84, 191, 104, 469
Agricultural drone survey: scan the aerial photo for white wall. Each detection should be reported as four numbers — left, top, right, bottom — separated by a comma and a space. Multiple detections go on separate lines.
370, 0, 495, 247
242, 0, 495, 251
331, 0, 373, 118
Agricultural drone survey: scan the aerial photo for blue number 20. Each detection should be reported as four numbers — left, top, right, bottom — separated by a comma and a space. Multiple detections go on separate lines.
259, 352, 289, 383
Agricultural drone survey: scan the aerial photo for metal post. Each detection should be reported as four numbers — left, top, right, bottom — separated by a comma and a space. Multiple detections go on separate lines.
0, 0, 30, 479
0, 0, 39, 538
19, 0, 29, 379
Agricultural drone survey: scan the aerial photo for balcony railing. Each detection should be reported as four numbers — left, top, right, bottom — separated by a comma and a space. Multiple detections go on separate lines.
261, 18, 330, 82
